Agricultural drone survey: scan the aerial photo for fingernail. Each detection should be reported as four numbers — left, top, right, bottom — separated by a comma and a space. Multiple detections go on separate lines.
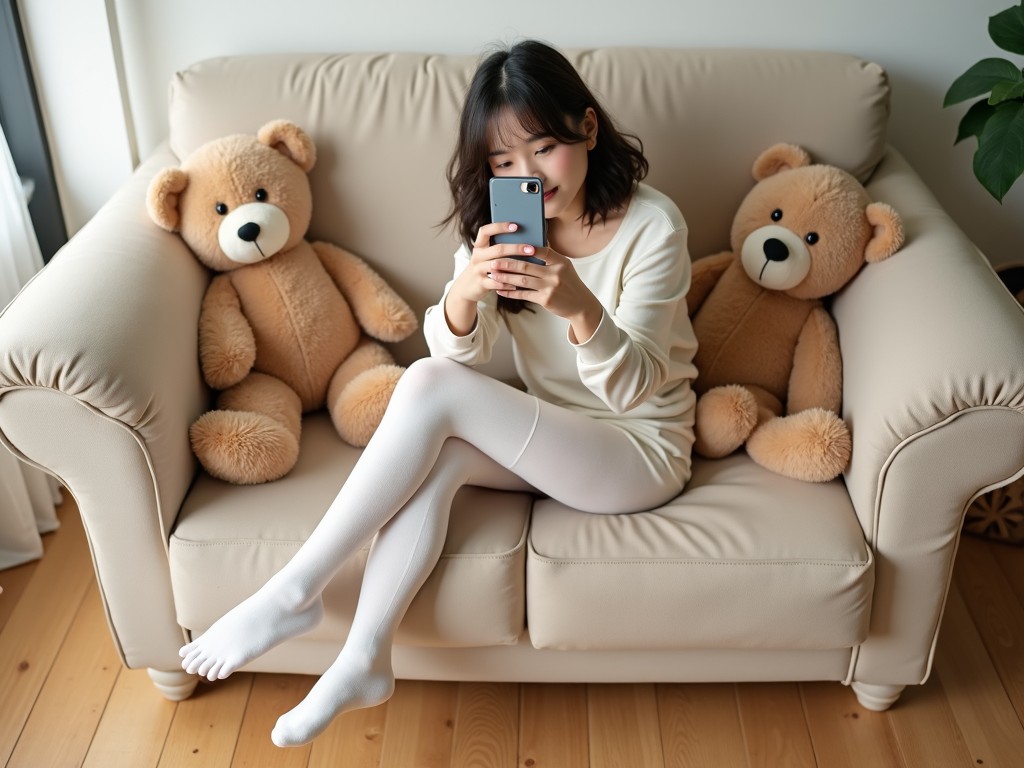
523, 245, 535, 254
508, 223, 518, 231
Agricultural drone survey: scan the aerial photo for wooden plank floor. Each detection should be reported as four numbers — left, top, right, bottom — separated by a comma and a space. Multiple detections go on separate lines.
2, 495, 1024, 767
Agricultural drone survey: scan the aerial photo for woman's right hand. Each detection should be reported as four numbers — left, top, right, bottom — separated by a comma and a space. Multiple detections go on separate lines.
444, 222, 541, 335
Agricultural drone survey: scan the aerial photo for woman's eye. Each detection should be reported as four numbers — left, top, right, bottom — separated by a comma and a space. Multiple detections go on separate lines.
255, 188, 268, 202
215, 203, 228, 215
536, 144, 555, 155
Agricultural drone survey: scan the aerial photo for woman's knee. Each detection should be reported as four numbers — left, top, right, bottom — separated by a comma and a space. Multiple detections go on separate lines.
387, 357, 471, 418
397, 357, 484, 397
399, 357, 461, 390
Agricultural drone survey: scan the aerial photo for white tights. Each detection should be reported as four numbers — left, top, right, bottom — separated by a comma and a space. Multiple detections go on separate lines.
179, 357, 687, 746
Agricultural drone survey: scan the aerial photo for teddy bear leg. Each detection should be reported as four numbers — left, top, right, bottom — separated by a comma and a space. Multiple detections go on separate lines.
190, 372, 303, 484
326, 340, 404, 448
745, 407, 852, 483
693, 385, 760, 458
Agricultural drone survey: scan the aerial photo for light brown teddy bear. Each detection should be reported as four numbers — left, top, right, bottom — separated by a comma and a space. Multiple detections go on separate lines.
687, 143, 905, 482
147, 120, 418, 485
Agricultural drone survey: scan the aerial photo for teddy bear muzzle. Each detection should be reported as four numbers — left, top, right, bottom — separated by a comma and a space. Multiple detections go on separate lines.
218, 202, 291, 264
740, 224, 811, 291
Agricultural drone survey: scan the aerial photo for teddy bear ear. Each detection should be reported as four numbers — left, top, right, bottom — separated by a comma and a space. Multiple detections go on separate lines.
864, 202, 906, 263
257, 120, 317, 173
146, 167, 189, 232
752, 143, 813, 181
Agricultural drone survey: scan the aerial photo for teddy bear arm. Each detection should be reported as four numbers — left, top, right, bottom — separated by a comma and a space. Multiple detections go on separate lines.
199, 274, 257, 390
687, 251, 735, 317
311, 241, 418, 343
787, 306, 842, 415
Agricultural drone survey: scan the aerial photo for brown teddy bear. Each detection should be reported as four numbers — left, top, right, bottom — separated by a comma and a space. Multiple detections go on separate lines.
147, 120, 418, 484
687, 143, 905, 482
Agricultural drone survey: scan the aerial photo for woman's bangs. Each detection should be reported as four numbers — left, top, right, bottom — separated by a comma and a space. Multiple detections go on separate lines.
489, 93, 581, 151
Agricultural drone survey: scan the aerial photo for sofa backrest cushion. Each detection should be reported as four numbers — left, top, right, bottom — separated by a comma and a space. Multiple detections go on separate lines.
166, 48, 889, 366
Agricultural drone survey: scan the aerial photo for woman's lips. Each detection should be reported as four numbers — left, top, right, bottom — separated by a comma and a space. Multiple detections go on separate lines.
543, 186, 558, 202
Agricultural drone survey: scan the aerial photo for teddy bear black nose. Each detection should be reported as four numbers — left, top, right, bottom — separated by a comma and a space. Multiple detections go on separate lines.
763, 238, 789, 262
237, 222, 261, 242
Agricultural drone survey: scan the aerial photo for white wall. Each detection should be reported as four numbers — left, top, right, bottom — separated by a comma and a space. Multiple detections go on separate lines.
18, 0, 1024, 267
16, 0, 135, 237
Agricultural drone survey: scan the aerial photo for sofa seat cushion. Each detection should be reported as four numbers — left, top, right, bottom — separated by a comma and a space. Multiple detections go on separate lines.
527, 454, 874, 651
169, 414, 531, 648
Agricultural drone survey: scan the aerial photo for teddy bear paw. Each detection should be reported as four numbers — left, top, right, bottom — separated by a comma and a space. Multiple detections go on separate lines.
330, 364, 406, 447
190, 410, 300, 484
745, 408, 851, 483
693, 385, 760, 458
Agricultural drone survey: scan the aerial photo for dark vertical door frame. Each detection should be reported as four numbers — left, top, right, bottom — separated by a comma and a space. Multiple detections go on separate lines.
0, 0, 67, 263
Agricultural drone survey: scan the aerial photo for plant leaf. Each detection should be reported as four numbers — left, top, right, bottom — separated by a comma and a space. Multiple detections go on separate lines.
989, 3, 1024, 55
944, 58, 1022, 106
990, 78, 1024, 105
974, 100, 1024, 201
956, 98, 997, 143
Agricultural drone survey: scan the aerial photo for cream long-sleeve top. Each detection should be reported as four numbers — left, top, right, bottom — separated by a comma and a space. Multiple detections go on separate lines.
424, 183, 698, 470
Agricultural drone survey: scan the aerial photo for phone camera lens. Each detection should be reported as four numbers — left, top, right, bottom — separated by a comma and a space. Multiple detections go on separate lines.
527, 182, 540, 194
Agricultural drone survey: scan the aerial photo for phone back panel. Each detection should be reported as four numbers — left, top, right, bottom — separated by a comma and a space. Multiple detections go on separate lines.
489, 177, 545, 248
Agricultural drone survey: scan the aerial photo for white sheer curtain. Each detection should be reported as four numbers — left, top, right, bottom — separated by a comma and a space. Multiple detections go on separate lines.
0, 122, 61, 569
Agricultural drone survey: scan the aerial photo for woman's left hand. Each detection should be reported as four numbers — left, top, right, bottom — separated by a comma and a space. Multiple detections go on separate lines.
489, 247, 604, 343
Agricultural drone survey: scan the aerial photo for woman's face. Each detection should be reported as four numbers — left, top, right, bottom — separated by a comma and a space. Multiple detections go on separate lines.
486, 107, 597, 226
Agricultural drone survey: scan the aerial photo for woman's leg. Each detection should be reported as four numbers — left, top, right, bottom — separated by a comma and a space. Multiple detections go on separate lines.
267, 385, 689, 746
270, 438, 527, 746
180, 358, 540, 679
181, 358, 686, 681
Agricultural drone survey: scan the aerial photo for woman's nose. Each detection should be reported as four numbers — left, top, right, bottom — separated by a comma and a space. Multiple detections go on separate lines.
511, 159, 539, 179
521, 164, 543, 183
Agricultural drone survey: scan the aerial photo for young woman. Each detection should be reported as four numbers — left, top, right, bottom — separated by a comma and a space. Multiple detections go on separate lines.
179, 39, 698, 748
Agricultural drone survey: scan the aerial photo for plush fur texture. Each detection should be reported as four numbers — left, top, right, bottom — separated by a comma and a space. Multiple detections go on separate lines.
687, 143, 905, 483
147, 120, 418, 484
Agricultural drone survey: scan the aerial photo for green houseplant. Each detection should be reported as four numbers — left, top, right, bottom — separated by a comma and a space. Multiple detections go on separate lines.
944, 1, 1024, 202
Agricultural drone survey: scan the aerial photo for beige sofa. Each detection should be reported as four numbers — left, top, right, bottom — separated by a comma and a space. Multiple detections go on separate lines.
2, 48, 1022, 711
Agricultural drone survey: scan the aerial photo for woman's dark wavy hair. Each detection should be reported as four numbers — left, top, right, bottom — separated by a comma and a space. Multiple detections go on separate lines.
443, 40, 649, 314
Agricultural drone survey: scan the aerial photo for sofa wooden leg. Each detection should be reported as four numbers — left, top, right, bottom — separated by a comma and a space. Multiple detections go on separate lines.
147, 668, 199, 701
851, 682, 905, 711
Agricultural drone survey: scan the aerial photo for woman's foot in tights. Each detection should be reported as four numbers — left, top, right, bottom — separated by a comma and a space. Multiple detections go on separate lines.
271, 648, 395, 747
179, 583, 324, 681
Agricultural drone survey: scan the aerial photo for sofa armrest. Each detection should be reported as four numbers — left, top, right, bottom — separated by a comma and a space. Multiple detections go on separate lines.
835, 146, 1024, 685
0, 145, 210, 670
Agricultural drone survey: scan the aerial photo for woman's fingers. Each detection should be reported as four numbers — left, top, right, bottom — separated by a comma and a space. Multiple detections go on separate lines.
472, 223, 546, 263
473, 221, 519, 250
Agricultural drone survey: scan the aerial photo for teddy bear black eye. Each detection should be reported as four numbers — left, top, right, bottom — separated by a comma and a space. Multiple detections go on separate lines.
805, 232, 820, 245
215, 202, 228, 215
255, 188, 268, 202
771, 209, 783, 222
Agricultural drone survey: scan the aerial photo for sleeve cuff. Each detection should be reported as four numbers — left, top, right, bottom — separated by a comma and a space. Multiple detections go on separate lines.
443, 313, 481, 349
424, 301, 480, 353
571, 310, 623, 365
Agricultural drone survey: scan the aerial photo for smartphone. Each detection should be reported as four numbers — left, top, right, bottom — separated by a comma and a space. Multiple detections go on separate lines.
489, 176, 546, 264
